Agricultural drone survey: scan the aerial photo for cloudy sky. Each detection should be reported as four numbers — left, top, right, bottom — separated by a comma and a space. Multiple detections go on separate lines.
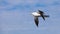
0, 0, 60, 34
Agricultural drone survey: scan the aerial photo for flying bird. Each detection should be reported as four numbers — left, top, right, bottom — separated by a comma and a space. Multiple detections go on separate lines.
32, 10, 49, 27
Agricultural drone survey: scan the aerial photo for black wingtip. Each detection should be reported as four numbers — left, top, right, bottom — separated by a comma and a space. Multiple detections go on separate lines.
37, 26, 38, 27
41, 16, 45, 21
38, 10, 44, 13
35, 23, 38, 27
43, 18, 45, 21
36, 25, 38, 27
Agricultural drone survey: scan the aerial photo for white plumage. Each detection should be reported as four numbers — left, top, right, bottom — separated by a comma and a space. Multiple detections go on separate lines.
31, 10, 49, 27
32, 12, 40, 17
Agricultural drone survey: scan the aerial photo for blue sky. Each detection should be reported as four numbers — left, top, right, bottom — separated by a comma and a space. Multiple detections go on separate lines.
0, 0, 60, 34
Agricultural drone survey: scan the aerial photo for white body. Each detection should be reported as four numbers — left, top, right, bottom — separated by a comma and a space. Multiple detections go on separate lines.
32, 12, 40, 17
31, 11, 49, 27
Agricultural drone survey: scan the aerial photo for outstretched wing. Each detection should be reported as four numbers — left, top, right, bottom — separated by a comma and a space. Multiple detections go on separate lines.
38, 10, 45, 20
38, 10, 44, 14
34, 16, 39, 27
41, 14, 45, 20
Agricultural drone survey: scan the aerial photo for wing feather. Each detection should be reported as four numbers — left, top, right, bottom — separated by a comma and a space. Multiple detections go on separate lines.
34, 17, 39, 27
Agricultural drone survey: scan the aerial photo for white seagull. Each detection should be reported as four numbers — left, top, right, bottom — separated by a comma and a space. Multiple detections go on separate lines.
32, 10, 49, 27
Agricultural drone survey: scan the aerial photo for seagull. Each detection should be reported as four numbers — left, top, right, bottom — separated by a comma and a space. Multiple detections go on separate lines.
32, 10, 49, 27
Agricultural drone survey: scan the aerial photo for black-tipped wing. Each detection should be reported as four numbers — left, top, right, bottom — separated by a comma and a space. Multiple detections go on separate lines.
38, 10, 44, 14
41, 14, 45, 20
38, 10, 45, 20
34, 17, 39, 27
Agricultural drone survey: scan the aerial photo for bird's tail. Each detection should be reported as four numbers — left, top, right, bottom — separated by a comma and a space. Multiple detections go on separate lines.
44, 15, 49, 17
41, 15, 49, 20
